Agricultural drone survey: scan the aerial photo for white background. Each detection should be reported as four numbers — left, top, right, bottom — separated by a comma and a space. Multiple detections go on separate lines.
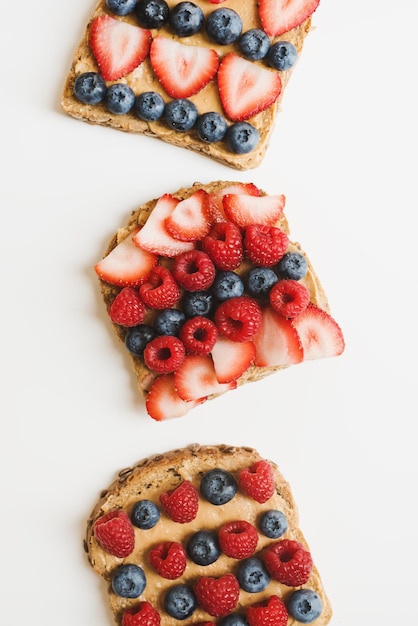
1, 0, 417, 623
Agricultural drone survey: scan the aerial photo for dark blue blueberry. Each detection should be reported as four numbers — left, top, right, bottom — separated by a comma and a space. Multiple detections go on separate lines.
221, 614, 249, 626
259, 509, 288, 539
238, 29, 270, 60
135, 0, 169, 28
164, 585, 197, 620
246, 267, 278, 298
212, 271, 244, 301
164, 99, 198, 132
206, 8, 242, 44
131, 499, 160, 529
105, 83, 135, 114
169, 1, 204, 36
111, 564, 146, 598
187, 530, 221, 565
106, 0, 137, 15
182, 290, 214, 318
225, 122, 259, 154
200, 468, 237, 505
195, 112, 228, 143
73, 72, 106, 104
286, 589, 323, 623
125, 325, 156, 357
135, 91, 165, 121
276, 252, 308, 280
267, 41, 298, 71
237, 558, 270, 593
154, 309, 186, 336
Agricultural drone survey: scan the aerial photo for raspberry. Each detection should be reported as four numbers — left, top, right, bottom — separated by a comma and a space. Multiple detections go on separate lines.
263, 539, 313, 586
244, 224, 289, 267
218, 520, 258, 559
214, 296, 262, 342
179, 316, 218, 355
122, 602, 161, 626
109, 287, 146, 327
194, 574, 240, 617
159, 480, 199, 523
149, 541, 187, 579
93, 509, 135, 558
246, 595, 288, 626
202, 222, 244, 271
269, 279, 310, 318
172, 250, 216, 291
143, 335, 185, 374
139, 266, 180, 309
238, 460, 275, 503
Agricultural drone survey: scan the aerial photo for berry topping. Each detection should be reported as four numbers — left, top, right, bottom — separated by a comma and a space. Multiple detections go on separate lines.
263, 539, 313, 586
143, 335, 186, 373
164, 98, 199, 131
238, 460, 275, 503
269, 279, 310, 318
286, 588, 323, 623
164, 584, 197, 619
258, 0, 320, 37
205, 8, 243, 45
243, 224, 289, 267
218, 520, 258, 559
169, 1, 204, 36
149, 541, 187, 579
237, 557, 270, 593
267, 41, 298, 71
125, 324, 156, 356
174, 354, 237, 400
112, 563, 147, 598
106, 0, 137, 16
105, 83, 136, 114
173, 250, 216, 291
179, 316, 218, 355
187, 530, 221, 565
139, 266, 181, 309
258, 510, 288, 539
238, 29, 270, 61
165, 189, 211, 242
277, 251, 308, 280
131, 500, 160, 529
212, 271, 244, 301
122, 602, 161, 626
246, 267, 278, 299
154, 309, 186, 336
196, 112, 228, 143
145, 373, 201, 421
225, 122, 260, 154
253, 306, 303, 367
211, 336, 256, 383
200, 468, 238, 505
135, 0, 169, 29
223, 193, 286, 229
182, 290, 215, 318
214, 296, 262, 342
109, 287, 146, 327
73, 72, 106, 104
93, 510, 135, 558
159, 480, 199, 523
291, 303, 345, 360
246, 595, 288, 626
202, 222, 244, 271
135, 91, 165, 121
194, 574, 240, 617
205, 183, 261, 223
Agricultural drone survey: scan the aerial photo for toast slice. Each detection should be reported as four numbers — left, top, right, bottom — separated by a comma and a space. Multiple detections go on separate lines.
61, 0, 320, 170
85, 443, 332, 626
94, 181, 345, 421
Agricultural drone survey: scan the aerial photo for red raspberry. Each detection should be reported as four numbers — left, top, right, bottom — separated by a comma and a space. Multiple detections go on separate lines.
269, 279, 310, 318
246, 595, 288, 626
194, 574, 240, 617
179, 316, 218, 355
215, 296, 262, 342
202, 222, 244, 271
93, 509, 135, 558
238, 460, 275, 503
218, 520, 258, 559
109, 287, 146, 327
122, 602, 161, 626
263, 539, 313, 586
139, 266, 180, 309
159, 480, 199, 523
244, 224, 289, 267
172, 250, 216, 291
149, 541, 187, 579
143, 335, 185, 374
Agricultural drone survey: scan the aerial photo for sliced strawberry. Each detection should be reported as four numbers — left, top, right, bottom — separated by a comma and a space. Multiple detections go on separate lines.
165, 189, 212, 242
217, 52, 282, 121
150, 36, 219, 99
211, 336, 256, 383
174, 354, 237, 401
258, 0, 320, 37
291, 303, 345, 360
223, 193, 286, 228
205, 183, 261, 223
253, 306, 303, 367
90, 15, 151, 81
133, 194, 195, 257
94, 227, 157, 287
145, 374, 203, 421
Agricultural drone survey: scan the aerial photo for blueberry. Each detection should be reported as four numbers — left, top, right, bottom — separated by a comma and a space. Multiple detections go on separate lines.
73, 72, 106, 104
206, 8, 242, 44
286, 589, 323, 623
105, 83, 135, 114
225, 122, 259, 154
164, 585, 197, 620
221, 614, 249, 626
135, 0, 169, 28
212, 271, 244, 301
182, 290, 214, 318
164, 99, 198, 132
125, 325, 156, 357
154, 309, 186, 336
276, 252, 308, 280
106, 0, 137, 15
258, 510, 288, 539
169, 1, 204, 36
131, 499, 160, 529
238, 29, 270, 60
135, 91, 165, 121
187, 530, 220, 565
200, 468, 237, 505
111, 564, 146, 598
195, 112, 227, 143
267, 41, 298, 71
237, 558, 270, 593
246, 267, 278, 298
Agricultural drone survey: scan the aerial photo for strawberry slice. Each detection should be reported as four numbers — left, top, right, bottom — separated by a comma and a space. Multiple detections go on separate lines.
165, 189, 212, 242
94, 227, 157, 287
133, 194, 195, 257
253, 306, 303, 367
258, 0, 320, 37
150, 36, 219, 99
90, 15, 151, 81
223, 193, 286, 228
291, 303, 345, 360
211, 336, 256, 383
145, 374, 203, 421
205, 183, 261, 223
174, 354, 237, 401
217, 52, 282, 121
